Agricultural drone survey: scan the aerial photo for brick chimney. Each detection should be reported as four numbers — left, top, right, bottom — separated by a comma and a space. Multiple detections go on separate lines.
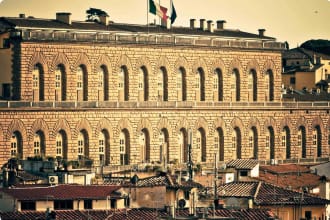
258, 29, 266, 37
217, 20, 226, 30
200, 19, 207, 31
56, 12, 72, 25
207, 20, 214, 33
190, 19, 197, 29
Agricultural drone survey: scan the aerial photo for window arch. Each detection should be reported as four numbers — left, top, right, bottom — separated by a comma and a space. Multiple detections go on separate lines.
282, 126, 291, 159
139, 66, 149, 101
177, 67, 187, 101
231, 69, 240, 101
178, 128, 188, 163
32, 63, 45, 101
248, 69, 257, 102
196, 68, 205, 101
99, 129, 110, 165
159, 128, 170, 163
196, 128, 206, 162
33, 131, 45, 157
55, 64, 67, 101
119, 129, 130, 165
158, 67, 168, 101
140, 128, 150, 163
249, 127, 258, 159
266, 69, 274, 101
77, 65, 88, 101
77, 130, 89, 159
266, 126, 275, 160
233, 127, 242, 159
298, 126, 307, 158
98, 65, 109, 101
56, 130, 68, 159
313, 125, 322, 158
215, 127, 225, 161
118, 66, 129, 101
214, 68, 223, 101
10, 131, 23, 159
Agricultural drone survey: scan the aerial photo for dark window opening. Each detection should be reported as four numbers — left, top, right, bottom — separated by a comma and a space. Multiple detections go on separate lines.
240, 170, 248, 177
54, 200, 73, 210
84, 199, 92, 209
21, 201, 36, 210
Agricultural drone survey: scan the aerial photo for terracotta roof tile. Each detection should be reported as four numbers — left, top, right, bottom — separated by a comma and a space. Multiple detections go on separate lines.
226, 159, 259, 170
260, 164, 310, 174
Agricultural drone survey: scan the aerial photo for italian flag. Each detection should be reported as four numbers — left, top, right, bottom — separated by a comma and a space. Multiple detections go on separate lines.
149, 0, 168, 21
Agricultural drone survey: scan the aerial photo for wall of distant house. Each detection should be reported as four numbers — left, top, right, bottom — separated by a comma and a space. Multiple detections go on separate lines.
263, 205, 327, 220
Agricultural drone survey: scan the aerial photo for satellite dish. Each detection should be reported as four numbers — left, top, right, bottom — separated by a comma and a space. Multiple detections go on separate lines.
178, 199, 186, 208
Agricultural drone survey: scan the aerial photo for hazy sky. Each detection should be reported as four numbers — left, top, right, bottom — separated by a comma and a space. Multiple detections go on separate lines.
0, 0, 329, 48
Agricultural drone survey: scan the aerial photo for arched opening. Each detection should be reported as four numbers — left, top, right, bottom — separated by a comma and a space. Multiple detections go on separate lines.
158, 67, 168, 101
216, 127, 225, 161
55, 64, 67, 101
120, 129, 130, 165
298, 126, 307, 158
313, 125, 322, 158
179, 128, 188, 163
98, 65, 109, 101
140, 128, 150, 163
99, 129, 110, 165
56, 130, 68, 159
34, 130, 46, 157
282, 126, 291, 159
232, 69, 240, 101
139, 66, 149, 101
76, 65, 88, 101
119, 66, 129, 101
233, 127, 242, 159
197, 128, 206, 162
159, 128, 170, 163
32, 63, 44, 101
248, 69, 257, 101
178, 67, 187, 101
250, 127, 258, 159
11, 131, 23, 159
214, 68, 223, 101
266, 69, 274, 101
77, 129, 89, 159
197, 68, 205, 101
267, 126, 275, 160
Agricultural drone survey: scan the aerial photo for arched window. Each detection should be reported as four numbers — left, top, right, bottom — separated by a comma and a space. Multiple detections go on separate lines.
177, 67, 187, 101
77, 130, 89, 159
77, 65, 88, 101
55, 64, 67, 101
233, 127, 242, 159
266, 69, 274, 101
214, 68, 223, 101
249, 127, 258, 159
215, 127, 225, 161
32, 64, 44, 101
119, 66, 129, 101
34, 131, 45, 157
282, 126, 291, 159
139, 66, 149, 101
98, 65, 109, 101
11, 131, 23, 159
99, 130, 110, 165
178, 128, 188, 163
313, 125, 322, 157
196, 68, 205, 101
266, 126, 275, 160
298, 126, 306, 158
140, 128, 150, 163
232, 69, 240, 101
196, 128, 206, 162
248, 69, 257, 102
159, 128, 170, 163
120, 129, 130, 165
158, 67, 168, 101
56, 130, 67, 159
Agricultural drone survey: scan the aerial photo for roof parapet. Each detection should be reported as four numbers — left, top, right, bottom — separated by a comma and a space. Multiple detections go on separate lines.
56, 12, 72, 25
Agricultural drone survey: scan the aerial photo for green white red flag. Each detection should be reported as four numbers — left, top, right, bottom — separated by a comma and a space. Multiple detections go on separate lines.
149, 0, 168, 21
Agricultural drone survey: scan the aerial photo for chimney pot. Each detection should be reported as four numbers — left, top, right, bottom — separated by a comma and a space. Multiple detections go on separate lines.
217, 20, 226, 30
258, 29, 266, 37
99, 14, 109, 25
207, 20, 214, 33
56, 12, 72, 25
190, 19, 197, 29
200, 19, 207, 31
19, 14, 25, 19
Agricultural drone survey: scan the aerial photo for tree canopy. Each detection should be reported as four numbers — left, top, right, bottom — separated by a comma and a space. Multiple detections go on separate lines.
86, 8, 109, 22
301, 39, 330, 56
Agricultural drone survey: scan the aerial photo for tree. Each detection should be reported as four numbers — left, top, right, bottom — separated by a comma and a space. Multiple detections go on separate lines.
86, 8, 109, 22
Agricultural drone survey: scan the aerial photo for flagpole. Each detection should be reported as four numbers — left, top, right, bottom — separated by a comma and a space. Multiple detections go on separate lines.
147, 0, 149, 34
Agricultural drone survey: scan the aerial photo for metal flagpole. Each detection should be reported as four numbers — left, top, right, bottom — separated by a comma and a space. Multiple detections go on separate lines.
147, 0, 149, 34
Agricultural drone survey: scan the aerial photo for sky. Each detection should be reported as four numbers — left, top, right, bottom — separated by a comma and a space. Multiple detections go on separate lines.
0, 0, 329, 48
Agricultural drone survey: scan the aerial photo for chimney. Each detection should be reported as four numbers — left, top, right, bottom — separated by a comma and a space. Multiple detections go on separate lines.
217, 20, 226, 30
56, 12, 72, 25
190, 19, 197, 29
207, 20, 214, 33
200, 19, 207, 31
99, 14, 109, 25
19, 14, 25, 19
258, 29, 266, 37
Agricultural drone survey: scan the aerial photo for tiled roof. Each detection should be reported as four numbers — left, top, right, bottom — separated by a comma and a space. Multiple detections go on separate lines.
0, 184, 122, 201
0, 208, 276, 220
226, 159, 259, 170
216, 181, 330, 206
0, 16, 275, 40
260, 164, 310, 174
283, 47, 330, 60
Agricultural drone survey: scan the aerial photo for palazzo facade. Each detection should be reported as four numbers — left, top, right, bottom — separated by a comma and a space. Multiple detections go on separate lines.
0, 13, 329, 168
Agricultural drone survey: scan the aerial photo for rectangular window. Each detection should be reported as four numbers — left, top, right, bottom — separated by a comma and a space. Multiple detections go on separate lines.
240, 170, 248, 177
3, 38, 10, 48
84, 200, 93, 209
290, 77, 296, 85
21, 201, 36, 210
54, 200, 73, 210
2, 83, 11, 99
